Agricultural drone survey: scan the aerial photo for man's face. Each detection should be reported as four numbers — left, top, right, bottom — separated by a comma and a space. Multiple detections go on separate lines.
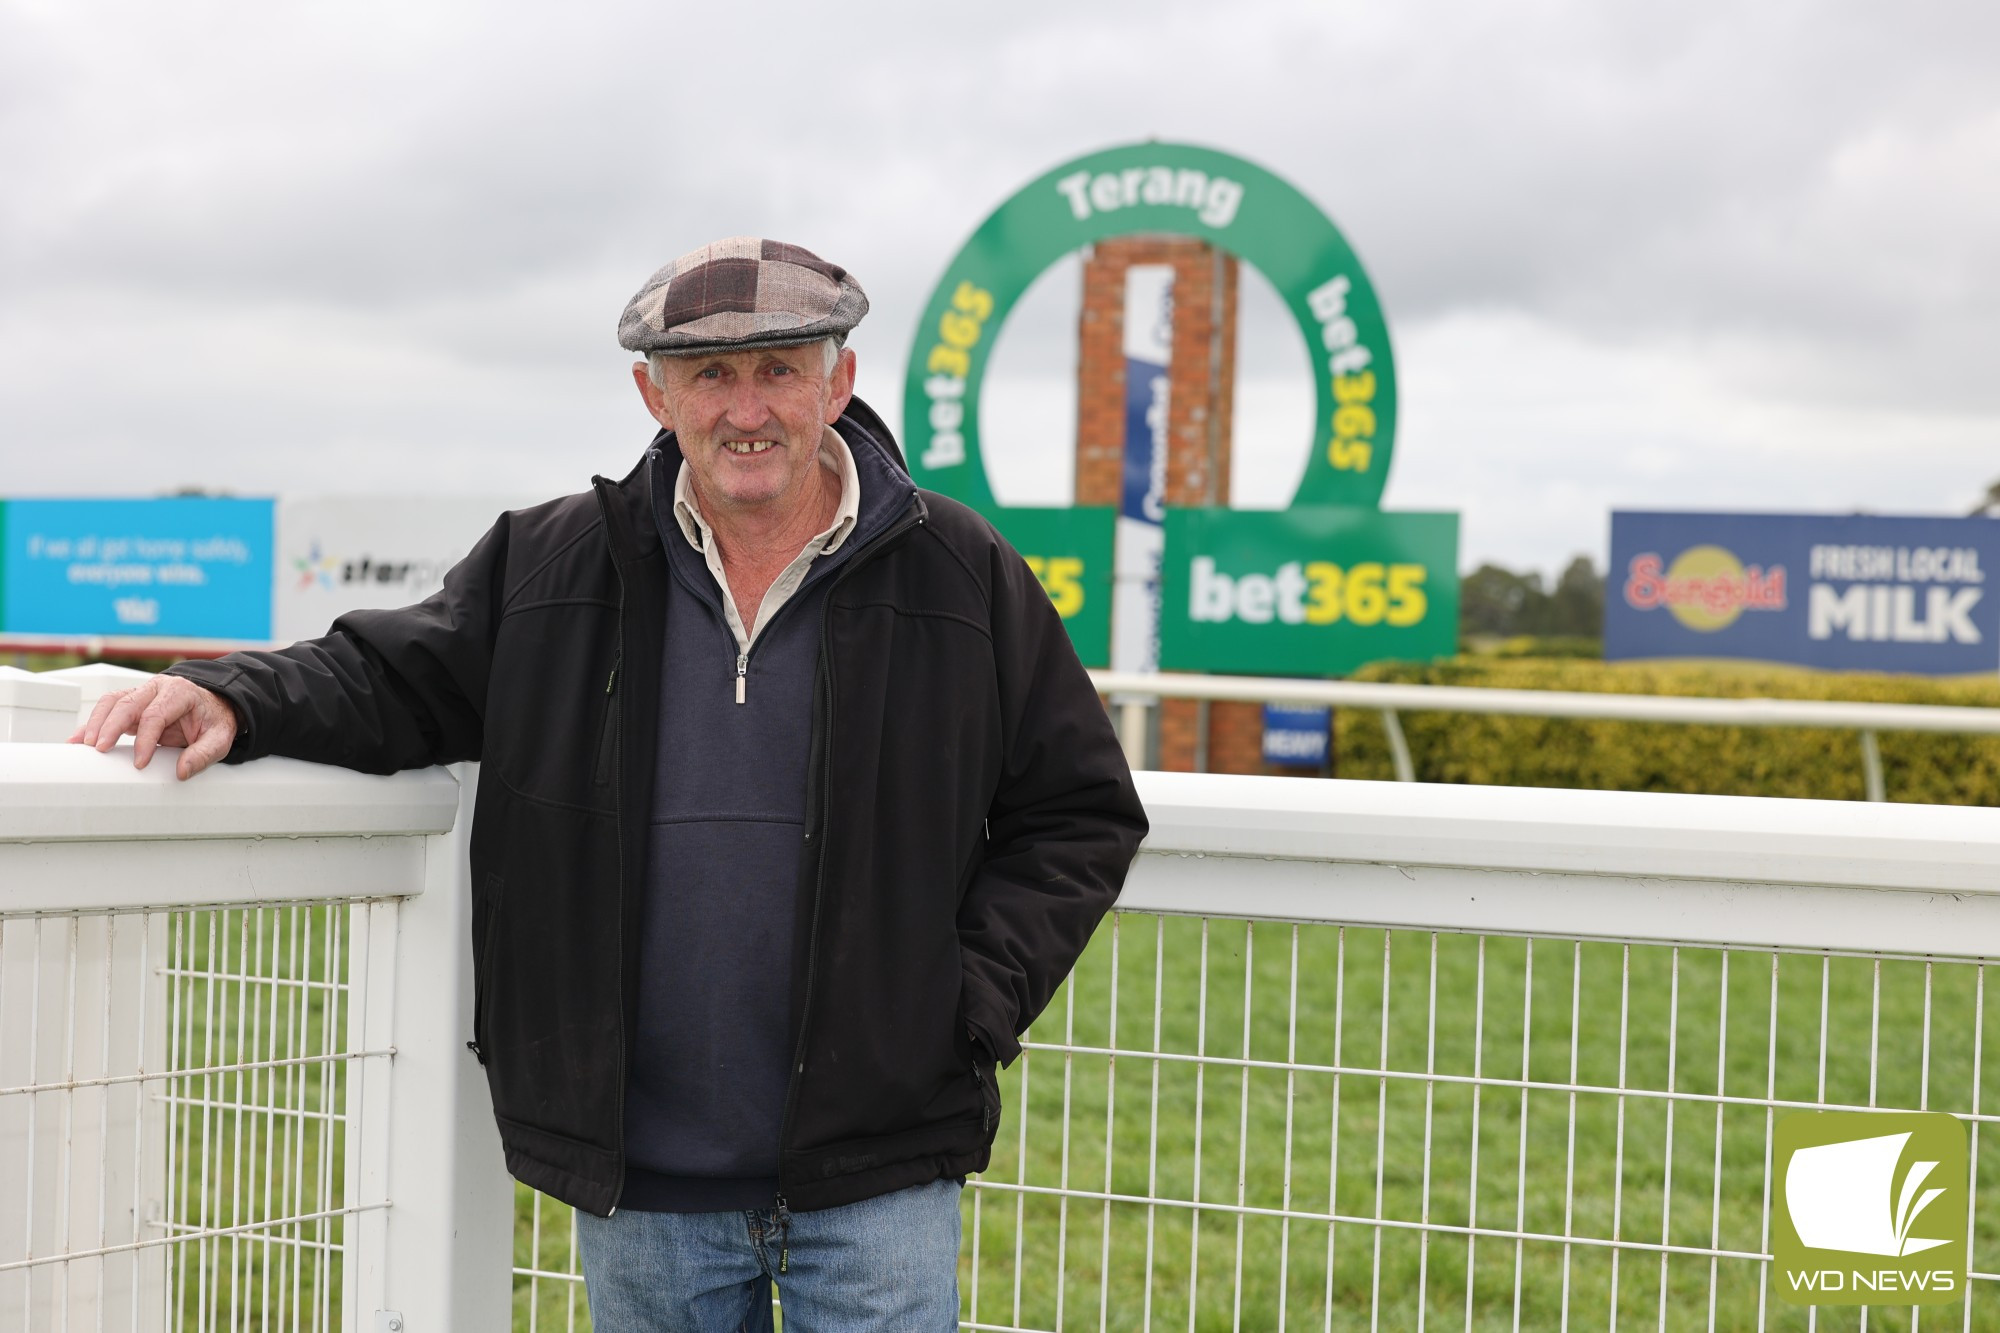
634, 342, 856, 521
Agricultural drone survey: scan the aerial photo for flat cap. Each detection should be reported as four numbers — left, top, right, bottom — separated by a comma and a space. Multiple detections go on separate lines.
617, 237, 868, 355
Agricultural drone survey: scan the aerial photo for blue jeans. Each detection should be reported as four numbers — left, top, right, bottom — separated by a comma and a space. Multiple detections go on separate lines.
575, 1179, 962, 1332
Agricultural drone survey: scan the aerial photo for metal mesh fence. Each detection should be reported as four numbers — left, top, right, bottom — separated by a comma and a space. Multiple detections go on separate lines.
0, 902, 385, 1332
513, 909, 1998, 1332
968, 913, 1996, 1332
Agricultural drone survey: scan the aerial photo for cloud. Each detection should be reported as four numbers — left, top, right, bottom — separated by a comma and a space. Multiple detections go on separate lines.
2, 0, 1995, 581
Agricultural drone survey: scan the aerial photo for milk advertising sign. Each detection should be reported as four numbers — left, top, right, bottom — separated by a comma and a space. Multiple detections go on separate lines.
1606, 512, 2000, 674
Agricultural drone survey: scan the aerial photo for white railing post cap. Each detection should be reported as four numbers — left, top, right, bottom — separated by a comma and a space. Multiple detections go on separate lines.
0, 665, 84, 714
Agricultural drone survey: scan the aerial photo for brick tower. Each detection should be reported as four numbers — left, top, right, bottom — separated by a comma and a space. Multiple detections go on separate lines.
1074, 237, 1314, 775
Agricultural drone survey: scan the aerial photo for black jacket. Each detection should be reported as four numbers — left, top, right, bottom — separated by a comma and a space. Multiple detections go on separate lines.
166, 399, 1148, 1215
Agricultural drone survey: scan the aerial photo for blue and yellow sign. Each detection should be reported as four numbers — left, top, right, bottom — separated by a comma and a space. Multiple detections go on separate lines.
1607, 512, 2000, 674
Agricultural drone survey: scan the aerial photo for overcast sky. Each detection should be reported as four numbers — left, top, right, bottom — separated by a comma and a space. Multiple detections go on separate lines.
4, 0, 1996, 577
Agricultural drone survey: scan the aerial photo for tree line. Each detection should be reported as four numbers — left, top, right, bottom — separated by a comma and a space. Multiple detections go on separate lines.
1460, 556, 1604, 641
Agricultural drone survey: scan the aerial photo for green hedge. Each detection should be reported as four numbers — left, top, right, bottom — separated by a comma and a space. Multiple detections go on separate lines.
1335, 657, 2000, 805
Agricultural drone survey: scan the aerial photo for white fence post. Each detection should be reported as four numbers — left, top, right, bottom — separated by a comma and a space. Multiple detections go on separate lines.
1, 745, 461, 1330
0, 677, 165, 1330
0, 669, 80, 743
1117, 700, 1150, 770
1379, 708, 1414, 782
341, 897, 398, 1324
39, 663, 157, 731
1859, 727, 1886, 802
366, 764, 511, 1332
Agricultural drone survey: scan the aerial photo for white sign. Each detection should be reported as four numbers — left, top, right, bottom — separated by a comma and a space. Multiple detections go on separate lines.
274, 497, 538, 644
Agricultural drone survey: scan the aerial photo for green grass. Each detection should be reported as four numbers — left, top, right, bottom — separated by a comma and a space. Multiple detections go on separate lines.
516, 1180, 590, 1331
510, 914, 2000, 1330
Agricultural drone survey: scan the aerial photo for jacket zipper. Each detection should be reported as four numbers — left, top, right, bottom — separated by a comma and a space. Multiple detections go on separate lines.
592, 476, 639, 1215
729, 553, 837, 705
774, 495, 925, 1202
466, 874, 504, 1066
971, 1062, 993, 1134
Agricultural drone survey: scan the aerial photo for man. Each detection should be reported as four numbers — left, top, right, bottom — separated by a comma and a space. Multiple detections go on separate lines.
74, 237, 1147, 1330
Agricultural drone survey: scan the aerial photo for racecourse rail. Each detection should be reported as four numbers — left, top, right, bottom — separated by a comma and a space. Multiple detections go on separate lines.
1090, 668, 2000, 801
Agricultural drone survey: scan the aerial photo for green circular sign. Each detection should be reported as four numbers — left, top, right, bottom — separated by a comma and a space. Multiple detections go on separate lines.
903, 141, 1396, 513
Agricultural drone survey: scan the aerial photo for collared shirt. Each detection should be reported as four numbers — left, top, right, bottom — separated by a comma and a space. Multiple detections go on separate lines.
670, 425, 861, 654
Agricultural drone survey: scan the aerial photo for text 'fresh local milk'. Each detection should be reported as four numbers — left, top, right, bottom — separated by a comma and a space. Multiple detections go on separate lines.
1807, 544, 1986, 644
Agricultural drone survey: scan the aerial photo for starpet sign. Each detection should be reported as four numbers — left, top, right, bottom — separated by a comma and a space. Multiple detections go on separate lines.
1607, 512, 2000, 674
274, 496, 537, 644
903, 142, 1456, 675
1774, 1111, 1967, 1307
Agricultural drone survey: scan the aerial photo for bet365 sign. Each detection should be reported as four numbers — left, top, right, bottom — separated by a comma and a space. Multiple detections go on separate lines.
904, 140, 1459, 676
1163, 510, 1458, 675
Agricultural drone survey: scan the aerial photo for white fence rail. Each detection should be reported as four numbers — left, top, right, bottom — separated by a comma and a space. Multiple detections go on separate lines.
1091, 668, 2000, 800
10, 697, 2000, 1328
0, 743, 509, 1332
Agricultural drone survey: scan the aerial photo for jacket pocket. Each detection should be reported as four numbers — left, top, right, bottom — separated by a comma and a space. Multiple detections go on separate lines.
469, 872, 504, 1064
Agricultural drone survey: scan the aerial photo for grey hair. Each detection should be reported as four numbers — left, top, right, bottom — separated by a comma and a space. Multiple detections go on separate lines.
646, 337, 842, 390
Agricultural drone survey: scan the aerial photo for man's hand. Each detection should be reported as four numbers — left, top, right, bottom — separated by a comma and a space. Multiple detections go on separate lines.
70, 676, 240, 781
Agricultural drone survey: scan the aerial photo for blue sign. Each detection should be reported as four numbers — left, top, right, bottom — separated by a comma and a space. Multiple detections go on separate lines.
1110, 264, 1174, 676
1, 498, 275, 641
1607, 512, 2000, 675
1262, 703, 1331, 767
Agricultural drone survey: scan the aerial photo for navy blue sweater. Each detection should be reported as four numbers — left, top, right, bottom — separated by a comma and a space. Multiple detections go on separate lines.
621, 424, 912, 1212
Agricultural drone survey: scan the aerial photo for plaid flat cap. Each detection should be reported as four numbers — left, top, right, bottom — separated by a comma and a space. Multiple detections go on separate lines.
617, 237, 868, 355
